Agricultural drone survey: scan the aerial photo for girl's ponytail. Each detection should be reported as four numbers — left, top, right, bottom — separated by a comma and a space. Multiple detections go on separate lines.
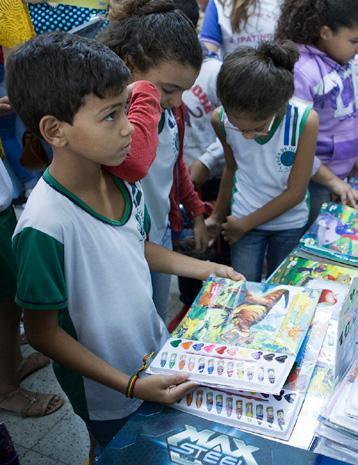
257, 40, 299, 72
217, 40, 298, 119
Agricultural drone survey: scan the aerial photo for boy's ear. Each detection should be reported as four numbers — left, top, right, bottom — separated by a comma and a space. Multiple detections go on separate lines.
39, 115, 67, 147
319, 25, 333, 41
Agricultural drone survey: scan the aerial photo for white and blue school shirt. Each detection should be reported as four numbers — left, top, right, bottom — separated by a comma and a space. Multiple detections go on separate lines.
13, 169, 169, 421
141, 109, 179, 244
221, 100, 312, 230
200, 0, 281, 56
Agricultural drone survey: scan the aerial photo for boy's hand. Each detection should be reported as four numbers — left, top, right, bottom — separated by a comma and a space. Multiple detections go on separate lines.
329, 178, 358, 208
133, 374, 196, 404
193, 215, 209, 251
0, 96, 13, 116
209, 263, 245, 281
189, 160, 210, 188
222, 215, 250, 245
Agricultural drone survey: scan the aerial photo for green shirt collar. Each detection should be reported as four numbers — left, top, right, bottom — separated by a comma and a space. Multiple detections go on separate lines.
43, 168, 132, 226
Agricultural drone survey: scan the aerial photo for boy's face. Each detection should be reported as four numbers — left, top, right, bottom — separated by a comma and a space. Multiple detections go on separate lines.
61, 88, 133, 166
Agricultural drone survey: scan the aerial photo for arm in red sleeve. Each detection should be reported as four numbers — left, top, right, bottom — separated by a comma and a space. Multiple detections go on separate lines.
106, 80, 161, 182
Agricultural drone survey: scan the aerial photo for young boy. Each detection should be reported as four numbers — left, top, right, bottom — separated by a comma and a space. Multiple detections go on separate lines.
6, 32, 242, 449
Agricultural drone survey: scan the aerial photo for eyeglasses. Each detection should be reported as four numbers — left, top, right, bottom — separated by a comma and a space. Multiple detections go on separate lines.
223, 113, 276, 137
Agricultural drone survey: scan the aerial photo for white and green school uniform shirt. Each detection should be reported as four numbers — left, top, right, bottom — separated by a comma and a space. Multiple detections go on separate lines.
0, 159, 14, 213
220, 100, 312, 230
141, 108, 179, 244
13, 170, 169, 421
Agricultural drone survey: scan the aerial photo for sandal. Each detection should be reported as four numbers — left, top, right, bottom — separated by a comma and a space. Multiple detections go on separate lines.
0, 387, 64, 417
16, 352, 50, 382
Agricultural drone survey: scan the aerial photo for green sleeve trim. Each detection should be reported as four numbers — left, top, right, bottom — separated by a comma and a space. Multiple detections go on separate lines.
299, 106, 313, 137
43, 169, 131, 226
13, 227, 67, 310
15, 296, 67, 310
218, 106, 226, 139
158, 111, 166, 134
144, 204, 151, 237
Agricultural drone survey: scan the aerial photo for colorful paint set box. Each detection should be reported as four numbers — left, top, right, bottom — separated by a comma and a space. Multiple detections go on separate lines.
149, 278, 320, 395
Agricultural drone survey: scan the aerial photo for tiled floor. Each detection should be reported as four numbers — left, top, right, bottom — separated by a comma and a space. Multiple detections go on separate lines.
1, 279, 183, 465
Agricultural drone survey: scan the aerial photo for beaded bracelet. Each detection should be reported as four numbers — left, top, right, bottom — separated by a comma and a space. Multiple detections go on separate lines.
126, 351, 154, 398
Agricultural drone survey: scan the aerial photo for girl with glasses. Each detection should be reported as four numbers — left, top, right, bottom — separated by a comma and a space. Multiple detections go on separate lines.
206, 40, 319, 281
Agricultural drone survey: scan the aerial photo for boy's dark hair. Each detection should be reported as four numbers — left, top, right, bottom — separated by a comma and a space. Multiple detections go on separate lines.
173, 0, 200, 27
6, 31, 130, 139
100, 0, 202, 72
217, 41, 299, 120
275, 0, 358, 44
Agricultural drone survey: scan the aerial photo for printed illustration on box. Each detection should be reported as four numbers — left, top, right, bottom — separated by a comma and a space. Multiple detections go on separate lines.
149, 277, 320, 394
299, 202, 358, 266
269, 255, 358, 289
268, 254, 358, 380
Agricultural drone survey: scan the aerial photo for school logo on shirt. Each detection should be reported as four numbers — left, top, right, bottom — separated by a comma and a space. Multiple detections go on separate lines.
129, 184, 146, 241
275, 147, 296, 172
167, 110, 179, 157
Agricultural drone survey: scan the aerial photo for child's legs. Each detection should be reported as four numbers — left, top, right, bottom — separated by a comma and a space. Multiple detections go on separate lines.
0, 206, 22, 393
85, 416, 130, 451
308, 181, 331, 227
266, 227, 306, 278
151, 226, 172, 321
0, 300, 22, 394
230, 229, 268, 282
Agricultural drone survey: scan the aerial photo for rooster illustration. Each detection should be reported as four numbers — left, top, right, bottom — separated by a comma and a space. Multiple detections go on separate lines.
222, 288, 290, 343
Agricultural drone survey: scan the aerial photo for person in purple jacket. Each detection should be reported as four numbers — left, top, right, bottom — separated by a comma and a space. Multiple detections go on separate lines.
276, 0, 358, 224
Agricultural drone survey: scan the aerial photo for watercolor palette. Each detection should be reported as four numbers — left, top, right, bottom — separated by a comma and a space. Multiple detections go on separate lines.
298, 202, 358, 267
149, 338, 295, 394
149, 278, 320, 394
173, 304, 331, 442
175, 386, 301, 440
